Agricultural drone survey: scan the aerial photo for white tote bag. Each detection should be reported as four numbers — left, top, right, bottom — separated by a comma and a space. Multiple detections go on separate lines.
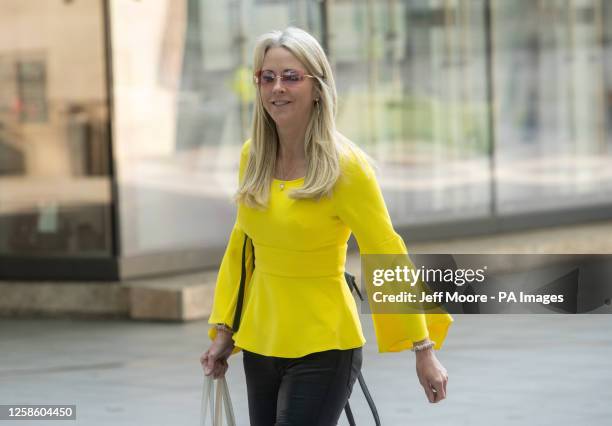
200, 376, 236, 426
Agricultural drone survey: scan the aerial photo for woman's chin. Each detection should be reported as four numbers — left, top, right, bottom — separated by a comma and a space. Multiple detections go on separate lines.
270, 114, 295, 127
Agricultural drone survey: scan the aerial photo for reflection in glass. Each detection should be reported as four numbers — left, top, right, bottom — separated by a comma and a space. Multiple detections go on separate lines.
494, 0, 612, 213
109, 0, 612, 263
333, 0, 491, 226
0, 0, 112, 257
111, 0, 322, 257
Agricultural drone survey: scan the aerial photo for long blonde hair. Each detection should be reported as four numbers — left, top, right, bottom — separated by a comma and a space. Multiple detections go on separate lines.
235, 27, 367, 209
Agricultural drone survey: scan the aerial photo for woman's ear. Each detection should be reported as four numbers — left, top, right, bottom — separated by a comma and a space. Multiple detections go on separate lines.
311, 83, 320, 102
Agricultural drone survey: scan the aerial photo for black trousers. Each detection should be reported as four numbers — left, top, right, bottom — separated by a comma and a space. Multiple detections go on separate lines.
242, 346, 363, 426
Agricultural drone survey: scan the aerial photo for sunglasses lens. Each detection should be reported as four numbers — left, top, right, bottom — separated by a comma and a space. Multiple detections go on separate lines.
281, 70, 302, 84
260, 70, 276, 84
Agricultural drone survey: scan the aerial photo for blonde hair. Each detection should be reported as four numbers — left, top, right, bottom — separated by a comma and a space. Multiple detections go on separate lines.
235, 27, 369, 209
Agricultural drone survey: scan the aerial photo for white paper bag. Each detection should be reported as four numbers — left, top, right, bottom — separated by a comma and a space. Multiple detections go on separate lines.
201, 376, 236, 426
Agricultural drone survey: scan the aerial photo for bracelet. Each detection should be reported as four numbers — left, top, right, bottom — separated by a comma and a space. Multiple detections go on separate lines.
215, 323, 234, 335
411, 340, 435, 352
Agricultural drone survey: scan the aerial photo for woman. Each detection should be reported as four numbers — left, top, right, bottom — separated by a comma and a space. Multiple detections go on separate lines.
201, 27, 453, 425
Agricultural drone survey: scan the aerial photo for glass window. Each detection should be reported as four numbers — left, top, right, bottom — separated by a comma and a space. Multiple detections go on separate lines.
107, 0, 612, 265
332, 0, 491, 226
0, 0, 112, 257
493, 0, 612, 213
110, 0, 322, 257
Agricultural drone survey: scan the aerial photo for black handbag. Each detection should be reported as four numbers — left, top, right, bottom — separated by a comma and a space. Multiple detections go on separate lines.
233, 234, 381, 426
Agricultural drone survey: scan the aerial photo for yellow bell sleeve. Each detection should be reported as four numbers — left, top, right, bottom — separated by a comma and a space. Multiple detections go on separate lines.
207, 140, 253, 353
333, 149, 453, 352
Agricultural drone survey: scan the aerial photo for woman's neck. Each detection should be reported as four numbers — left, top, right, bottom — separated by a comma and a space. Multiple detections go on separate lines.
276, 126, 307, 162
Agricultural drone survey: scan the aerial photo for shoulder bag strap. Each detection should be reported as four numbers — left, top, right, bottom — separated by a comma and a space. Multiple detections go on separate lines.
232, 234, 254, 332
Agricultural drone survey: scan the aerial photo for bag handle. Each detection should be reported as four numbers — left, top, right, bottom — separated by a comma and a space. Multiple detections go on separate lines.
220, 377, 236, 425
200, 375, 213, 426
201, 376, 236, 426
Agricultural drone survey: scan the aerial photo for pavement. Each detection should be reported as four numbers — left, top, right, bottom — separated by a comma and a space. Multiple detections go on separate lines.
1, 313, 611, 426
3, 220, 612, 425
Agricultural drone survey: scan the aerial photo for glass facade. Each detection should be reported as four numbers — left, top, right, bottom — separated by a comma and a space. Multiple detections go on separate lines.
0, 0, 112, 259
493, 0, 612, 213
332, 0, 491, 226
110, 0, 323, 259
1, 0, 611, 278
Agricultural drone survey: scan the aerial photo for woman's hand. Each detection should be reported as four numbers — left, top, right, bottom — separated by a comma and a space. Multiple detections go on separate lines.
415, 347, 448, 403
200, 328, 235, 379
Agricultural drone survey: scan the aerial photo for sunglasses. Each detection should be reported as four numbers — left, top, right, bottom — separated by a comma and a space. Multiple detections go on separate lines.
254, 69, 315, 86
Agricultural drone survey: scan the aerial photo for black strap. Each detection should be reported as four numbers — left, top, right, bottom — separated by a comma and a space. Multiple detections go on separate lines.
231, 234, 251, 331
344, 271, 363, 301
344, 401, 356, 426
343, 272, 381, 425
357, 371, 382, 426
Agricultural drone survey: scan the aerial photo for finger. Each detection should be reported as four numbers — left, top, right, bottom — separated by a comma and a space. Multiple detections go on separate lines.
423, 384, 435, 403
431, 385, 439, 403
205, 354, 216, 376
215, 363, 228, 379
207, 352, 218, 369
200, 350, 209, 365
214, 364, 228, 379
201, 353, 209, 373
215, 363, 223, 379
213, 359, 228, 379
432, 381, 446, 401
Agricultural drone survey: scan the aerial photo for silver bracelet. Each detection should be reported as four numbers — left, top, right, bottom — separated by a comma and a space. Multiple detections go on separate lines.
215, 323, 234, 335
412, 340, 435, 352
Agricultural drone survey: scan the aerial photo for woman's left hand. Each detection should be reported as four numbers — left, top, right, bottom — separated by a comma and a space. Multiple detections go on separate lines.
415, 348, 448, 403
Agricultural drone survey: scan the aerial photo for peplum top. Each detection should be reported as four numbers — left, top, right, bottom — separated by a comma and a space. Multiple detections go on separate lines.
208, 139, 453, 358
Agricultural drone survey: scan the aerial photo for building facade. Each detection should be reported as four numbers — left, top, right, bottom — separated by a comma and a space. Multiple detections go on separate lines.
1, 0, 611, 280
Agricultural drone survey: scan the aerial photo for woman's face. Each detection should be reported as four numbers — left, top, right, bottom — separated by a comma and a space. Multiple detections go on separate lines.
259, 47, 316, 132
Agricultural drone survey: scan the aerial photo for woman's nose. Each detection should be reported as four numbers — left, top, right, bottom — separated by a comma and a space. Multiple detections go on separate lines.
272, 77, 286, 93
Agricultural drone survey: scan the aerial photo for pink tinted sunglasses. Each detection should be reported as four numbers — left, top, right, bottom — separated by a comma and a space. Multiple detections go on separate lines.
254, 69, 315, 86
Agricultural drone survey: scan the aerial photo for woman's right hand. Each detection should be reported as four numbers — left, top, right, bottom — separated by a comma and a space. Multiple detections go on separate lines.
200, 328, 235, 379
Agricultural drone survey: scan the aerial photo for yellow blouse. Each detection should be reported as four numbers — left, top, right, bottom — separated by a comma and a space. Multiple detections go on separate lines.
208, 139, 453, 358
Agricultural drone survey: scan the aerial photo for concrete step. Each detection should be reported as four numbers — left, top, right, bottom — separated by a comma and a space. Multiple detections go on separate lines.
125, 270, 217, 321
0, 270, 218, 321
